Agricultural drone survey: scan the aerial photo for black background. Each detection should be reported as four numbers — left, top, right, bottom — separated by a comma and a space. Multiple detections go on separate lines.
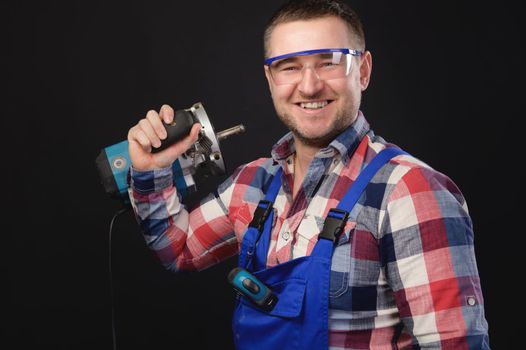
4, 1, 523, 349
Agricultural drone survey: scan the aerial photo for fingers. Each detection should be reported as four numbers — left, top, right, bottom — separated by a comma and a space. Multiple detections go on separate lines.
128, 105, 199, 167
159, 104, 174, 124
146, 109, 167, 141
128, 124, 153, 152
127, 104, 191, 171
130, 105, 175, 151
139, 114, 161, 148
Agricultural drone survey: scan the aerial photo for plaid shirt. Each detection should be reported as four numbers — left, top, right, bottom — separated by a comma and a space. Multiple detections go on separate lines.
130, 112, 490, 349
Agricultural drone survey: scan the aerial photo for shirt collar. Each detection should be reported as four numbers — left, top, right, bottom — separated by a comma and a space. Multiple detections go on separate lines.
271, 110, 370, 163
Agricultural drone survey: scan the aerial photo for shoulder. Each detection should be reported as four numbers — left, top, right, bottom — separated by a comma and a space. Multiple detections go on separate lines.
365, 135, 465, 204
231, 157, 279, 181
230, 157, 279, 187
364, 135, 434, 186
365, 140, 471, 239
217, 157, 280, 198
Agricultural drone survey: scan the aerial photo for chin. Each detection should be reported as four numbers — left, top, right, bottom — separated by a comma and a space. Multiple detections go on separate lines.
277, 105, 354, 146
294, 128, 341, 147
301, 128, 331, 140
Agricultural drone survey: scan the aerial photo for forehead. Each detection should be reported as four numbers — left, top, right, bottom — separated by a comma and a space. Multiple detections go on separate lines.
267, 16, 354, 58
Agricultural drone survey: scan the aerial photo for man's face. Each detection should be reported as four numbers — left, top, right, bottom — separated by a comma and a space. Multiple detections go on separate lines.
265, 16, 372, 147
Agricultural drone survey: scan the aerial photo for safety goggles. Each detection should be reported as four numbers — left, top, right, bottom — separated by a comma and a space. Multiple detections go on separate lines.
264, 48, 363, 85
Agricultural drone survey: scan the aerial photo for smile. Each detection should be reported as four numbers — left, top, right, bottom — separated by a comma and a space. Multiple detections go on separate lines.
296, 100, 334, 111
297, 100, 333, 110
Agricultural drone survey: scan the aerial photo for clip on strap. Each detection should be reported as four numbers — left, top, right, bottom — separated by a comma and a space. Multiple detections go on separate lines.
249, 200, 274, 232
318, 208, 349, 242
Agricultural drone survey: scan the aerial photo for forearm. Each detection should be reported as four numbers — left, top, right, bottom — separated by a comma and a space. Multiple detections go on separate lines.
381, 166, 490, 348
129, 166, 238, 272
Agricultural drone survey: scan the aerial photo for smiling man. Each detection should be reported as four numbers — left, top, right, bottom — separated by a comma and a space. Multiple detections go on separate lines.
263, 14, 371, 199
127, 0, 490, 349
264, 17, 368, 146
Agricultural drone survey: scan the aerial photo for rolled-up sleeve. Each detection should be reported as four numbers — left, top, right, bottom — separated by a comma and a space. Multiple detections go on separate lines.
380, 166, 490, 349
129, 166, 238, 272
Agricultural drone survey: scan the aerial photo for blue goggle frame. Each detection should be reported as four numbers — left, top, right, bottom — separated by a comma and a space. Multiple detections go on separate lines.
264, 48, 363, 66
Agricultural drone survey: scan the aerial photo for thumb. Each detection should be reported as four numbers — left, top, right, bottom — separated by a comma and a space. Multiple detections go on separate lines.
159, 123, 202, 160
180, 123, 202, 150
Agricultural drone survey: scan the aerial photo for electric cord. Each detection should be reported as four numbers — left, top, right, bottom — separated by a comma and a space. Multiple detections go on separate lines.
108, 206, 131, 350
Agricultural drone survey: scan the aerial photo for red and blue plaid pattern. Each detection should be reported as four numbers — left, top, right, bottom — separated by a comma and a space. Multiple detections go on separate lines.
130, 112, 490, 349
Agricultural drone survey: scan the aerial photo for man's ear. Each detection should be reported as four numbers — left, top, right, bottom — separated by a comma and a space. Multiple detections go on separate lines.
359, 51, 372, 91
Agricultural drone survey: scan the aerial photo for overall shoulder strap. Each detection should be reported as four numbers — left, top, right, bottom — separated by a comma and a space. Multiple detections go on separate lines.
239, 167, 283, 270
318, 147, 408, 242
337, 147, 407, 212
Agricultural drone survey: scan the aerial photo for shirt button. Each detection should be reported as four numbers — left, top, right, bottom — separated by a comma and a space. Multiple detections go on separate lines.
282, 231, 290, 240
467, 296, 476, 306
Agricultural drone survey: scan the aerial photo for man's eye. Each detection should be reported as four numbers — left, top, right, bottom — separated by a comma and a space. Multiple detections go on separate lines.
279, 65, 301, 72
319, 61, 337, 68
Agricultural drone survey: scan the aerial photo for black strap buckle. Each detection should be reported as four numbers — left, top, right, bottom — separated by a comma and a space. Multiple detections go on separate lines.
249, 200, 274, 232
318, 208, 349, 242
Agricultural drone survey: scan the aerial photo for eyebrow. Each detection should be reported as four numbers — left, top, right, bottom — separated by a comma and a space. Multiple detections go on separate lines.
272, 52, 336, 68
272, 56, 300, 68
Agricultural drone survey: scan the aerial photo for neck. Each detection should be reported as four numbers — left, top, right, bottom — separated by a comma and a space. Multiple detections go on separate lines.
291, 138, 321, 199
294, 140, 319, 173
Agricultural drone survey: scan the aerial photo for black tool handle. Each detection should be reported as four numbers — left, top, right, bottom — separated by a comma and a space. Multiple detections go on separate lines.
151, 109, 198, 153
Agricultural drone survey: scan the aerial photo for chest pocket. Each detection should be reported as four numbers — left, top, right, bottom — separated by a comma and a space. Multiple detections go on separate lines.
328, 219, 355, 298
329, 222, 385, 313
296, 215, 355, 298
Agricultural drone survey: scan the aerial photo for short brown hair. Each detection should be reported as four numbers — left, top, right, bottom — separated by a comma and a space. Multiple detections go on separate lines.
263, 0, 366, 58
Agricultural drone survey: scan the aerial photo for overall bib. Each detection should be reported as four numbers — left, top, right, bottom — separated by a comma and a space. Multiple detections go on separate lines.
232, 147, 406, 350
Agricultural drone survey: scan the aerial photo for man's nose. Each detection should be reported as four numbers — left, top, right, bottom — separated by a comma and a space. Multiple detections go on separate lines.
297, 66, 324, 96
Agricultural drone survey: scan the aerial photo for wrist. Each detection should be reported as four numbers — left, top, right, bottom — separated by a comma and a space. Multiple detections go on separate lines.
130, 166, 173, 194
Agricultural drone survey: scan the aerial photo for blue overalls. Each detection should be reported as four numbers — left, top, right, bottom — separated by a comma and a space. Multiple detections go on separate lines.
232, 147, 406, 350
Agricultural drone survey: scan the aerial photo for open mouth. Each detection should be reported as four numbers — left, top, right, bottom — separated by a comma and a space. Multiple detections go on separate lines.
296, 100, 334, 110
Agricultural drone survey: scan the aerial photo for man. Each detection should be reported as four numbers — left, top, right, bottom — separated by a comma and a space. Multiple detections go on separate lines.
127, 0, 490, 348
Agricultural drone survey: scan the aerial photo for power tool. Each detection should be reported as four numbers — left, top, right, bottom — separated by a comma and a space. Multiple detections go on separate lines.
95, 102, 245, 204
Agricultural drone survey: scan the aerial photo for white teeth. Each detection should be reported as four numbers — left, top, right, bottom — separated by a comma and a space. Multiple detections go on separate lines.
300, 101, 328, 109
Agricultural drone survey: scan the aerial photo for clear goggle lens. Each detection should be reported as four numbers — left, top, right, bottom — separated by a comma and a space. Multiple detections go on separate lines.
266, 49, 362, 85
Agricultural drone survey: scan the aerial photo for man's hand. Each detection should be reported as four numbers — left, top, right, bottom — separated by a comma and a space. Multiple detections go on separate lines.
128, 104, 201, 171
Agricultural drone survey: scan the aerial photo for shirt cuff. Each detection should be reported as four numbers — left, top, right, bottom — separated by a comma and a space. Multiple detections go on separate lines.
130, 166, 173, 194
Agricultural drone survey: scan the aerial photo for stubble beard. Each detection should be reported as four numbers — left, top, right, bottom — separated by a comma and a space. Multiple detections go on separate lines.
276, 98, 360, 148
